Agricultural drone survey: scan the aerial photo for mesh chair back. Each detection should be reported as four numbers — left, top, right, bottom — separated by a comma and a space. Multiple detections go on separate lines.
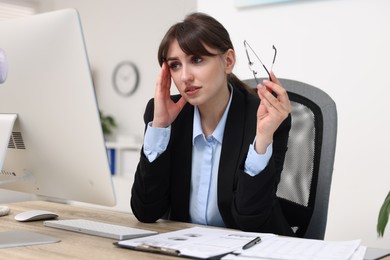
243, 78, 337, 239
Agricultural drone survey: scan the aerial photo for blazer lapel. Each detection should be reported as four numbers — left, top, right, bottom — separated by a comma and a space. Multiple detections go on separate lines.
217, 87, 248, 226
170, 103, 194, 221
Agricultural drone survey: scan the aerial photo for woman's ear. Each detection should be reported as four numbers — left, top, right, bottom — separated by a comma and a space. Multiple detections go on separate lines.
224, 49, 235, 74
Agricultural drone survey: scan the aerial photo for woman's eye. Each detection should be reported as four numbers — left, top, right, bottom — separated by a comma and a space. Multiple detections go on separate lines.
192, 57, 203, 64
168, 62, 180, 70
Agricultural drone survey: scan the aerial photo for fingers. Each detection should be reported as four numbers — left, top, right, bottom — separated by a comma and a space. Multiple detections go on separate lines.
263, 79, 284, 98
176, 96, 187, 110
270, 71, 281, 86
258, 79, 291, 114
153, 62, 187, 128
155, 62, 171, 96
267, 72, 288, 104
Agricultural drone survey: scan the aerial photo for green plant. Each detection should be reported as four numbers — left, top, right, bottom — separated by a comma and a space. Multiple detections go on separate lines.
99, 110, 117, 136
377, 190, 390, 237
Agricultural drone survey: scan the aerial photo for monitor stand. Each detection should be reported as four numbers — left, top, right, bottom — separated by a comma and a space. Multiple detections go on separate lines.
0, 114, 17, 172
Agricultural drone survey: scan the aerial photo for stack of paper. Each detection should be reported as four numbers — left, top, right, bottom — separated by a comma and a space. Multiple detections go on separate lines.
115, 226, 365, 260
224, 235, 365, 260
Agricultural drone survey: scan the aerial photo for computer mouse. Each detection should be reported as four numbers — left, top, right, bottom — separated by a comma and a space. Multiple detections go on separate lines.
0, 205, 10, 216
14, 210, 58, 222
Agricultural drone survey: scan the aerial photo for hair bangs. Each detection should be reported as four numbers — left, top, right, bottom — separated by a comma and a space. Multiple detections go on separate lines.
175, 24, 215, 57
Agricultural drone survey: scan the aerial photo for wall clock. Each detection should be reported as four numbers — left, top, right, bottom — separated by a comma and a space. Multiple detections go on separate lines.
112, 61, 140, 96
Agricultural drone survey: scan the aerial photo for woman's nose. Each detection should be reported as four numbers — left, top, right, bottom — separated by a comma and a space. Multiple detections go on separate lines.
180, 65, 194, 82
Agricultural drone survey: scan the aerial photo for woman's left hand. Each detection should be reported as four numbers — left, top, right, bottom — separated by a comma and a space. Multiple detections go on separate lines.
255, 72, 291, 154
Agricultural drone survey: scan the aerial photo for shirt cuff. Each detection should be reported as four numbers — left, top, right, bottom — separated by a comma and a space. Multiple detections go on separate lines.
143, 122, 170, 162
244, 142, 273, 177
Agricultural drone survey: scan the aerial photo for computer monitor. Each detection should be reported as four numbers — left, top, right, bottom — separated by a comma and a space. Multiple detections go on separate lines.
0, 9, 116, 206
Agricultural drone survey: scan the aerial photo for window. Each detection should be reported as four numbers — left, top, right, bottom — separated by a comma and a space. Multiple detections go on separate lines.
0, 0, 37, 21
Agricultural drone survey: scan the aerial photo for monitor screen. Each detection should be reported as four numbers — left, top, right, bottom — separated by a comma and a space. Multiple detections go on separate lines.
0, 9, 116, 206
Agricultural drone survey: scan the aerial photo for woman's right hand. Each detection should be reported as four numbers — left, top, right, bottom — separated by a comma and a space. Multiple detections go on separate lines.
152, 62, 187, 128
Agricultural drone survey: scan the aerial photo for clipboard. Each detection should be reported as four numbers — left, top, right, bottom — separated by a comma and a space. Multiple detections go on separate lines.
113, 227, 263, 259
114, 241, 235, 259
114, 226, 364, 260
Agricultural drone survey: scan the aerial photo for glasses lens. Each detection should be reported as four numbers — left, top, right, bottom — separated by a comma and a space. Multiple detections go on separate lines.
244, 41, 276, 81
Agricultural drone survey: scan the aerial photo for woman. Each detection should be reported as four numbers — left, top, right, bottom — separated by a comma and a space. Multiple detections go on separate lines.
131, 12, 294, 236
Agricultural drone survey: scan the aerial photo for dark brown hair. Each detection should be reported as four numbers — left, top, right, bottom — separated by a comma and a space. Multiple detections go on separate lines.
158, 12, 254, 94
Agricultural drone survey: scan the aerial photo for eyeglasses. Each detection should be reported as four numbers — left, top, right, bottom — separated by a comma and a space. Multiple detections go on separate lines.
243, 40, 277, 84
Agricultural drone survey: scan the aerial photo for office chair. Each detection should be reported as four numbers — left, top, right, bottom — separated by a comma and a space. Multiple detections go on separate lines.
243, 78, 337, 240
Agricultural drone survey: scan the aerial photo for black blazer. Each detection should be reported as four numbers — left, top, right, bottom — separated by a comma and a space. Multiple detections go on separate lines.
131, 84, 294, 236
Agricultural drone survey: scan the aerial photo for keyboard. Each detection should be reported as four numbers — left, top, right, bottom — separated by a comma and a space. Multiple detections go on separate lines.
44, 219, 157, 240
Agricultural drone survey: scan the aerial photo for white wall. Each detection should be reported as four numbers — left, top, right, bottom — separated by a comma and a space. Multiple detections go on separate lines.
198, 0, 390, 249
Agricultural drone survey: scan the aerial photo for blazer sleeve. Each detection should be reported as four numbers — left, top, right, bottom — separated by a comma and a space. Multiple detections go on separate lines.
231, 114, 294, 236
130, 98, 172, 223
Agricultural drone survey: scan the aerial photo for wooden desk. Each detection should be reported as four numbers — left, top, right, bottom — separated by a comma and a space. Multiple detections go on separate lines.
0, 201, 389, 260
0, 200, 194, 260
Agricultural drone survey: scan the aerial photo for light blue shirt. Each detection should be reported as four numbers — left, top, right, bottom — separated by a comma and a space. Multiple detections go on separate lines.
143, 86, 272, 227
189, 97, 230, 226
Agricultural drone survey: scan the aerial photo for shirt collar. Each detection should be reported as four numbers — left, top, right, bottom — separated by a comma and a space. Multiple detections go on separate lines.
193, 84, 233, 144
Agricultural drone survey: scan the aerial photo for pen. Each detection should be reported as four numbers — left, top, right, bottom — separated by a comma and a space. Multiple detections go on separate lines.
242, 236, 261, 250
136, 244, 181, 256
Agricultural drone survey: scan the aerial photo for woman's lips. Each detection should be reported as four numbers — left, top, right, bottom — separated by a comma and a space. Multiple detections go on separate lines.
184, 86, 201, 96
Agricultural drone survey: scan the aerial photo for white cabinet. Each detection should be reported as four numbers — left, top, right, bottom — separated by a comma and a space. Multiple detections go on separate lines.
105, 141, 141, 178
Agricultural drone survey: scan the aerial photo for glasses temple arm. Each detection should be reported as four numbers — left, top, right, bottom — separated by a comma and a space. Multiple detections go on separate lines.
270, 45, 277, 74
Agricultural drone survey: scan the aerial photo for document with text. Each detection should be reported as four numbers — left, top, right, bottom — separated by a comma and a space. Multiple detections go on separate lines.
115, 226, 363, 259
116, 226, 272, 259
224, 235, 363, 260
